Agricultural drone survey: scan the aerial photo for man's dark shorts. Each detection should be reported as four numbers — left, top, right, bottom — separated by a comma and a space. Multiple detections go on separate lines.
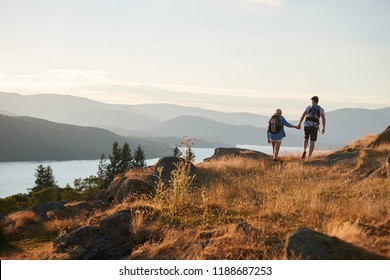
304, 126, 319, 141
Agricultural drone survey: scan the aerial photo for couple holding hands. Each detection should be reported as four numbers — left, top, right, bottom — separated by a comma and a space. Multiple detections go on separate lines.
267, 96, 326, 162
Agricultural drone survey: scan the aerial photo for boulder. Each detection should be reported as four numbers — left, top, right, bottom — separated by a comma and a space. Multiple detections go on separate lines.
100, 176, 155, 205
31, 201, 69, 219
204, 148, 271, 161
54, 210, 134, 259
285, 228, 388, 260
150, 156, 196, 183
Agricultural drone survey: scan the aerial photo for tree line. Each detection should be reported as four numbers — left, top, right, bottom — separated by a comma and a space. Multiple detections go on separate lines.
0, 142, 147, 213
33, 142, 147, 192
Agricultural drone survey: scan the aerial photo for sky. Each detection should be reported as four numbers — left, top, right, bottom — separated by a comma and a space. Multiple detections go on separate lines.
0, 0, 389, 118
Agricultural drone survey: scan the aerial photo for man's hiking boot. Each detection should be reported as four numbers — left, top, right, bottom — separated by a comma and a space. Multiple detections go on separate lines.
302, 151, 306, 159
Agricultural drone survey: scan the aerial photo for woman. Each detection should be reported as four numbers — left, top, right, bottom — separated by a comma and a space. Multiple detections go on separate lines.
267, 109, 299, 163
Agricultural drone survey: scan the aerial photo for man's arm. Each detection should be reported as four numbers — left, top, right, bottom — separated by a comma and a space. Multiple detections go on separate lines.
321, 115, 326, 134
297, 112, 307, 129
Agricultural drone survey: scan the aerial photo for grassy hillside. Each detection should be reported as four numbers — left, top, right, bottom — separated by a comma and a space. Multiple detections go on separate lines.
1, 132, 389, 260
0, 115, 171, 161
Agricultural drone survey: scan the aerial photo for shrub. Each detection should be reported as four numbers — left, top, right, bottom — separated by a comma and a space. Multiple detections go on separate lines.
0, 197, 18, 214
170, 161, 195, 213
60, 188, 80, 201
30, 187, 61, 204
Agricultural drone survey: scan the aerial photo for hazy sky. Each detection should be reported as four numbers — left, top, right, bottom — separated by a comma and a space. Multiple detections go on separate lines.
0, 0, 389, 117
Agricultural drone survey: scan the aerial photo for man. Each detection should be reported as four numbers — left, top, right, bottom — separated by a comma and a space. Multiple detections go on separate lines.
297, 96, 326, 159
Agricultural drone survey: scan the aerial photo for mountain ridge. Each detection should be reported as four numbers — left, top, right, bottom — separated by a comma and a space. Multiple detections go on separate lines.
1, 91, 389, 149
0, 114, 172, 162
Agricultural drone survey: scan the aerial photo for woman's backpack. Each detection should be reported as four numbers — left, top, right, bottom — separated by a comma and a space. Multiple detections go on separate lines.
268, 115, 282, 134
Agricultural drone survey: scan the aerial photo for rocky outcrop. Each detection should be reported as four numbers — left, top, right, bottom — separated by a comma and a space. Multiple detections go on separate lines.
54, 210, 134, 259
32, 201, 69, 219
204, 147, 271, 161
46, 201, 105, 219
285, 228, 388, 260
150, 156, 196, 183
98, 176, 155, 205
368, 126, 390, 147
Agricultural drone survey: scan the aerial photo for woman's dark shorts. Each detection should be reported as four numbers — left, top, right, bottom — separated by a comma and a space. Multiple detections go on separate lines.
304, 126, 319, 141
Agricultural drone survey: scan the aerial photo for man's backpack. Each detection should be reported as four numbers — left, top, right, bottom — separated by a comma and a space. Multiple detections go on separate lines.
268, 115, 282, 134
306, 105, 321, 123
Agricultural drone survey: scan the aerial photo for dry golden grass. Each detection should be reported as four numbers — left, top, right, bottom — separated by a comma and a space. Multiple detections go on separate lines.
127, 145, 390, 259
5, 210, 39, 231
344, 134, 377, 150
2, 143, 390, 260
42, 216, 86, 235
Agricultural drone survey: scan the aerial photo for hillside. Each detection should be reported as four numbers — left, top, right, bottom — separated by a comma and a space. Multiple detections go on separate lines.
0, 115, 171, 161
129, 103, 269, 126
0, 129, 389, 260
319, 108, 390, 146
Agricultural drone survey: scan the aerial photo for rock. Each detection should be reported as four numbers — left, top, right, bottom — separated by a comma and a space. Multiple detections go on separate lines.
285, 228, 388, 260
387, 154, 390, 178
31, 201, 69, 219
100, 176, 155, 205
204, 148, 271, 162
46, 201, 106, 219
54, 210, 134, 259
368, 127, 390, 147
150, 156, 196, 183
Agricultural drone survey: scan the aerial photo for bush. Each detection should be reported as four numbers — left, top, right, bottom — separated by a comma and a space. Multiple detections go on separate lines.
61, 188, 81, 201
0, 197, 18, 214
81, 186, 102, 201
30, 187, 61, 204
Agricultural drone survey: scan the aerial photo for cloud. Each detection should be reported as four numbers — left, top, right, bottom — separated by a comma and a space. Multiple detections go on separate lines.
245, 0, 284, 7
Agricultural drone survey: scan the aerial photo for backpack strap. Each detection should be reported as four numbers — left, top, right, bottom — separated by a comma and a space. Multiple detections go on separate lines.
305, 105, 321, 123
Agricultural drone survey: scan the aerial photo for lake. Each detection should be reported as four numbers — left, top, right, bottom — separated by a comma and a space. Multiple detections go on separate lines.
0, 146, 302, 198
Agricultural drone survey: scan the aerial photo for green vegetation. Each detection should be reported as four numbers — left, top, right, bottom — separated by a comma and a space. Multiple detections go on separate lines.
133, 145, 146, 168
0, 142, 149, 214
30, 165, 57, 193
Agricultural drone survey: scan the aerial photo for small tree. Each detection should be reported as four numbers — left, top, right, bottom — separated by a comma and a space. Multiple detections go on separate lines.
107, 141, 122, 181
97, 153, 110, 189
133, 145, 146, 168
173, 145, 182, 158
180, 137, 195, 163
119, 142, 133, 173
30, 165, 57, 193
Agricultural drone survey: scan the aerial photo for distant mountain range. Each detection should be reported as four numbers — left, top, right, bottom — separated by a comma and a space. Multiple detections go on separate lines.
0, 115, 172, 162
1, 91, 389, 156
